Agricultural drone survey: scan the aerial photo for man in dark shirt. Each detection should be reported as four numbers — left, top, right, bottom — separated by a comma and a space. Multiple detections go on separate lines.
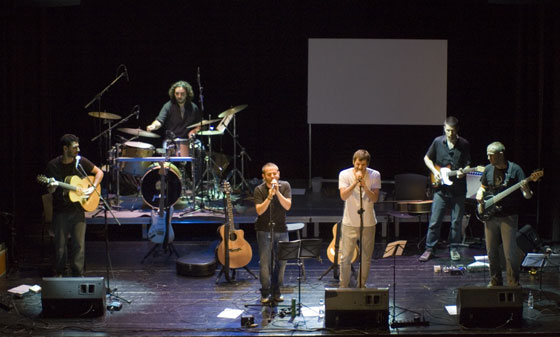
45, 134, 103, 276
419, 116, 471, 262
253, 163, 292, 304
146, 80, 202, 156
476, 141, 534, 286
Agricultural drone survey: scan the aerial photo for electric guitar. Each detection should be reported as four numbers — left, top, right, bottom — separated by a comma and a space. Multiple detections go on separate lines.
476, 169, 543, 221
37, 174, 100, 212
217, 181, 252, 270
431, 165, 485, 188
326, 223, 359, 265
148, 164, 175, 244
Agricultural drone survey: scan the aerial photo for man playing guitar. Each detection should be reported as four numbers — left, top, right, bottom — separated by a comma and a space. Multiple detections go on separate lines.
45, 134, 103, 277
419, 116, 471, 262
476, 141, 535, 287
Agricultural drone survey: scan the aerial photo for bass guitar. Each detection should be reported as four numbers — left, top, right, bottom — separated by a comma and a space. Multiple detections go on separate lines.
37, 174, 100, 212
148, 163, 175, 244
476, 169, 543, 221
217, 181, 252, 270
431, 165, 485, 188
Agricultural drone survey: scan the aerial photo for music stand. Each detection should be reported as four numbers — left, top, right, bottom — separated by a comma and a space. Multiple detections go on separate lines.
383, 240, 429, 328
277, 239, 322, 318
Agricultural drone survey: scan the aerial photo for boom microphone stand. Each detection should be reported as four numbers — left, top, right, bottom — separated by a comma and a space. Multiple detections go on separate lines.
77, 161, 131, 305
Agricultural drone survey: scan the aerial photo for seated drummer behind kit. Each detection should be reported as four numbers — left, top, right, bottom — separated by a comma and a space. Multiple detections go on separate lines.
146, 80, 202, 155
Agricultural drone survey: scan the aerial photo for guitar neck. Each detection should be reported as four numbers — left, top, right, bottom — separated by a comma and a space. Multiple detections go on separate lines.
225, 194, 234, 232
57, 180, 79, 192
485, 179, 526, 209
447, 167, 477, 177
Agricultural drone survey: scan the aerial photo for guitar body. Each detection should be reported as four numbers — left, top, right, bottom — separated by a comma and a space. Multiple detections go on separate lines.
37, 175, 100, 212
431, 165, 485, 189
148, 208, 175, 244
216, 181, 253, 271
327, 223, 358, 264
217, 225, 252, 269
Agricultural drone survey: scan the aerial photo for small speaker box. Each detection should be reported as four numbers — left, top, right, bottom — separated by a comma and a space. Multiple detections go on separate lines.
457, 286, 522, 328
324, 287, 389, 329
41, 277, 106, 318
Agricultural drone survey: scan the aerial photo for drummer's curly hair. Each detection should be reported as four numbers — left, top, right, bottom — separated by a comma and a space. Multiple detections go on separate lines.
168, 81, 194, 103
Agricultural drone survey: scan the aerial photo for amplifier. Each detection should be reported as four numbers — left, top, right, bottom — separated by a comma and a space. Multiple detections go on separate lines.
457, 286, 522, 328
41, 277, 106, 318
324, 287, 389, 329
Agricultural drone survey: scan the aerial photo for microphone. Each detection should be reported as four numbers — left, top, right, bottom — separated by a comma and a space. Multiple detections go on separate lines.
75, 155, 81, 169
133, 104, 140, 119
271, 179, 278, 189
123, 65, 129, 82
197, 67, 201, 86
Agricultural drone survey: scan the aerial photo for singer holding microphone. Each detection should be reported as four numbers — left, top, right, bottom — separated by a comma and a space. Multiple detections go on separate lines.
45, 134, 103, 277
146, 80, 202, 155
338, 149, 381, 288
254, 162, 292, 304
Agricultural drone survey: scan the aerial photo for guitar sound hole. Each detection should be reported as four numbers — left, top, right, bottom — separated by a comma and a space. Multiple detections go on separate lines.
229, 233, 238, 241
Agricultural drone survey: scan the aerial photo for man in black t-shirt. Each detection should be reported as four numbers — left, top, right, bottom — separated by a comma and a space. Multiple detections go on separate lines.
476, 141, 533, 287
253, 163, 292, 304
146, 80, 202, 156
45, 134, 103, 277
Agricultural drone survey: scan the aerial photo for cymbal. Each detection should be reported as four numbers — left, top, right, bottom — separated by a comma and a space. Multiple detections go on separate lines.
218, 104, 248, 118
117, 127, 160, 138
187, 118, 221, 128
88, 111, 121, 120
197, 130, 224, 136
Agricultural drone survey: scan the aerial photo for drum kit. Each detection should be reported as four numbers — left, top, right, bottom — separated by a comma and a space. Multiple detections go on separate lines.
88, 104, 251, 212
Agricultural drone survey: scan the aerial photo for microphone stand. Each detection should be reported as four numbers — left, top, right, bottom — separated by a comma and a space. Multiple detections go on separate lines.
77, 163, 131, 305
357, 184, 365, 288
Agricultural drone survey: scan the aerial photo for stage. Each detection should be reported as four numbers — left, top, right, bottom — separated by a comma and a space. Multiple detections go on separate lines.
1, 185, 559, 336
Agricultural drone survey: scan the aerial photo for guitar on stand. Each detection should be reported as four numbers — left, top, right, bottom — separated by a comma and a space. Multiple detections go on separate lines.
216, 181, 256, 282
476, 169, 543, 221
319, 222, 358, 280
142, 159, 179, 263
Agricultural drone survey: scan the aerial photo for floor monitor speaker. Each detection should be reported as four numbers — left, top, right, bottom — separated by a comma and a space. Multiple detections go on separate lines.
41, 277, 106, 318
324, 287, 389, 329
457, 286, 522, 328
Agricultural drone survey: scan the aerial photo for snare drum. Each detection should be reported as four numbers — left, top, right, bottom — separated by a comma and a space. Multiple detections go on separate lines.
121, 141, 155, 175
141, 162, 182, 209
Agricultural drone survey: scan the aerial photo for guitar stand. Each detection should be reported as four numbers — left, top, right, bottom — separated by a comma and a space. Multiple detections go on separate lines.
141, 241, 179, 263
216, 266, 257, 283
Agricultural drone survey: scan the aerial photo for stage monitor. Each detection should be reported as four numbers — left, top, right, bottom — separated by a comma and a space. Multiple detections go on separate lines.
41, 277, 106, 318
324, 287, 389, 329
456, 286, 522, 328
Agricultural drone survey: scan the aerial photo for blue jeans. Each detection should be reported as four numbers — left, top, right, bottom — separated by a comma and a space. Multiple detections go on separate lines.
257, 230, 289, 297
53, 211, 86, 276
425, 192, 465, 250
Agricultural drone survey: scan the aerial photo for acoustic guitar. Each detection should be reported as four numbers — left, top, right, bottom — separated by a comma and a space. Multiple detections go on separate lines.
217, 181, 252, 270
476, 169, 543, 221
431, 165, 485, 188
326, 223, 359, 265
37, 174, 100, 212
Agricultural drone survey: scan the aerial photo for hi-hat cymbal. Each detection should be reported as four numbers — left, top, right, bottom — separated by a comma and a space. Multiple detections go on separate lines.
197, 130, 224, 136
218, 104, 248, 118
187, 118, 221, 128
88, 111, 121, 120
117, 127, 160, 138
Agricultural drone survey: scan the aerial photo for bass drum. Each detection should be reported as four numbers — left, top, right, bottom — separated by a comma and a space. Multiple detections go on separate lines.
141, 163, 182, 209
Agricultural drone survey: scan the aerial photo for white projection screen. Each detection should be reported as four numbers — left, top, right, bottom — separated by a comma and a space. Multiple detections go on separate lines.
307, 39, 448, 125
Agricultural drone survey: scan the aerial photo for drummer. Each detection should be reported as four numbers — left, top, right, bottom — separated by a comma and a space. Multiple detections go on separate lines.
146, 80, 202, 156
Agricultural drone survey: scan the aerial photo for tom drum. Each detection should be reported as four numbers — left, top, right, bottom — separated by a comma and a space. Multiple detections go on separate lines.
121, 141, 155, 175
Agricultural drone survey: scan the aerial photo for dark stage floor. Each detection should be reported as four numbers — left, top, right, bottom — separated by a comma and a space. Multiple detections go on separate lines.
1, 233, 560, 336
1, 186, 559, 336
